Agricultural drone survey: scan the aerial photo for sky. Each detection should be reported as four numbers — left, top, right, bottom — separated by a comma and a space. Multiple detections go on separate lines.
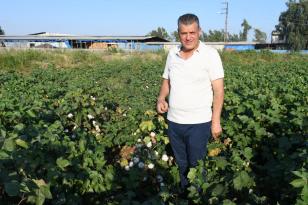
1, 0, 288, 42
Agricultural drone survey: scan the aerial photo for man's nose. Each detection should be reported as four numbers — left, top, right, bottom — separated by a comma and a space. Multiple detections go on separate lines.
186, 33, 192, 40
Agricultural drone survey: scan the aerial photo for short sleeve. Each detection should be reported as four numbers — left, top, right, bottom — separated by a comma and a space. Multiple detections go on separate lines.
208, 49, 224, 81
162, 52, 171, 79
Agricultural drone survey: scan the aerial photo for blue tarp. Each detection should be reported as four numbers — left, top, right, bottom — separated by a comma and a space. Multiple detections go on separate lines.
64, 40, 71, 48
76, 39, 128, 43
138, 44, 163, 51
224, 44, 255, 51
270, 50, 308, 54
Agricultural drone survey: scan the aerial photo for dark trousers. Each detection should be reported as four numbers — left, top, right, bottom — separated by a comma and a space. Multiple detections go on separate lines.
168, 120, 211, 189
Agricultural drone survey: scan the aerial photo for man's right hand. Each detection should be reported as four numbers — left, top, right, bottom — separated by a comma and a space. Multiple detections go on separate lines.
156, 99, 169, 114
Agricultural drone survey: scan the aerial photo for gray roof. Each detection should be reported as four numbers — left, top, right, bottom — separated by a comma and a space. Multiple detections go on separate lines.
146, 41, 258, 45
0, 35, 168, 42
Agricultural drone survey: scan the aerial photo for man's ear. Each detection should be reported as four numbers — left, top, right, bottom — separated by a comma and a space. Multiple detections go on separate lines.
199, 28, 202, 37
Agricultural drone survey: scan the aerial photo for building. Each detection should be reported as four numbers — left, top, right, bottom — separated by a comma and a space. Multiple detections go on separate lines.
0, 32, 169, 51
271, 31, 286, 44
2, 32, 289, 52
119, 41, 257, 51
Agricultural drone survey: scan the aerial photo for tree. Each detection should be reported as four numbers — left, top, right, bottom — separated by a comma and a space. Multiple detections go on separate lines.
202, 30, 225, 42
0, 26, 4, 47
0, 26, 4, 35
171, 31, 180, 42
228, 33, 241, 42
147, 27, 171, 41
201, 30, 243, 42
240, 19, 252, 41
253, 28, 267, 43
275, 0, 308, 50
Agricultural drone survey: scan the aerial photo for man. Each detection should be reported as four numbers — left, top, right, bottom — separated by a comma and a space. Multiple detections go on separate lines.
156, 13, 224, 191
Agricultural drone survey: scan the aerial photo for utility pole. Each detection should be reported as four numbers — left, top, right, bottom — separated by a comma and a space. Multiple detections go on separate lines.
219, 1, 229, 42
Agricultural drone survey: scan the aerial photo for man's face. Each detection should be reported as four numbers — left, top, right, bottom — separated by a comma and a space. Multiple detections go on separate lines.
178, 22, 201, 51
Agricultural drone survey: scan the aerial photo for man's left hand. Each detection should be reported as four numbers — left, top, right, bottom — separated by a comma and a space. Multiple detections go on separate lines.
211, 122, 222, 140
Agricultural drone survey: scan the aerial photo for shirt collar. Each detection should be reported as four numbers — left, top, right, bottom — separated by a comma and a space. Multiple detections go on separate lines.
176, 40, 202, 56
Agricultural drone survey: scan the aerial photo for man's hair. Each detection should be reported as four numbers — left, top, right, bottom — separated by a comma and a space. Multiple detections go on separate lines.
177, 13, 200, 29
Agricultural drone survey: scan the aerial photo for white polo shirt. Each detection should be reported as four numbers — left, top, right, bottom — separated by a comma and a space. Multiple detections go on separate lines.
162, 42, 224, 124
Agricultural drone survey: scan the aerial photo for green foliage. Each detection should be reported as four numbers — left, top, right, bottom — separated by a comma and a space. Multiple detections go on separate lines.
275, 0, 308, 50
201, 26, 248, 42
290, 168, 308, 205
202, 30, 225, 42
253, 28, 267, 43
0, 50, 307, 204
170, 31, 180, 42
147, 27, 171, 41
228, 33, 242, 42
233, 171, 255, 190
240, 19, 252, 41
0, 26, 4, 35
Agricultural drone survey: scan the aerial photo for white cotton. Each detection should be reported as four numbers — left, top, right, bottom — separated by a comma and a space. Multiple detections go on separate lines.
133, 157, 140, 164
162, 154, 169, 162
87, 114, 94, 120
138, 162, 145, 169
146, 142, 152, 148
147, 163, 154, 169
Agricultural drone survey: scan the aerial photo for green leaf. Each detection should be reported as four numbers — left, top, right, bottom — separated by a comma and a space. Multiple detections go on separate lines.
4, 181, 20, 196
79, 139, 85, 152
1, 129, 6, 137
243, 147, 253, 160
33, 179, 47, 187
75, 113, 82, 126
238, 115, 250, 123
27, 179, 52, 205
143, 136, 151, 144
293, 171, 305, 178
26, 110, 36, 118
56, 157, 71, 170
233, 171, 255, 190
223, 199, 237, 205
215, 157, 228, 170
290, 179, 306, 188
20, 182, 31, 193
39, 185, 52, 199
15, 139, 29, 149
105, 166, 114, 182
212, 184, 225, 196
0, 150, 10, 159
170, 166, 180, 185
301, 184, 308, 197
3, 138, 15, 152
255, 126, 266, 137
14, 123, 25, 131
163, 136, 169, 145
139, 120, 155, 132
27, 194, 45, 205
187, 168, 197, 182
20, 179, 38, 193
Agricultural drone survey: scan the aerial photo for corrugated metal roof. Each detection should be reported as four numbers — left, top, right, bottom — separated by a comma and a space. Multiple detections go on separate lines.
29, 32, 73, 36
0, 35, 168, 42
146, 41, 257, 45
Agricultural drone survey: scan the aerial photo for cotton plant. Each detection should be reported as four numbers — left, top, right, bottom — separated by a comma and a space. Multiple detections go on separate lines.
123, 128, 174, 183
115, 111, 178, 202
